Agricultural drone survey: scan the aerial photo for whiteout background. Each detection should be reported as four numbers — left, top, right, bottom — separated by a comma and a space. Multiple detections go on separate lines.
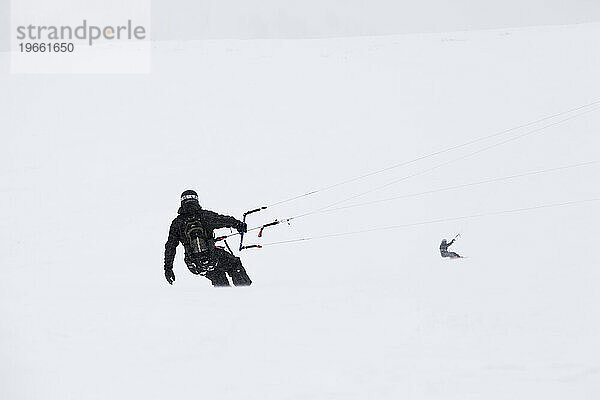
1, 10, 600, 400
152, 0, 600, 39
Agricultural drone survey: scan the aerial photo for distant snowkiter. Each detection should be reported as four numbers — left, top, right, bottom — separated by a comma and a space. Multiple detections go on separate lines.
164, 190, 252, 287
440, 235, 462, 259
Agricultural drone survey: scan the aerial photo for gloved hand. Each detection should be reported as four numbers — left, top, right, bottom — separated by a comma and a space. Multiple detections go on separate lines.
237, 222, 248, 233
165, 268, 175, 285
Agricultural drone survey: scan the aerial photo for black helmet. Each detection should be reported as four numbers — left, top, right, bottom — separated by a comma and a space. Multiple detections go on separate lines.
180, 190, 199, 205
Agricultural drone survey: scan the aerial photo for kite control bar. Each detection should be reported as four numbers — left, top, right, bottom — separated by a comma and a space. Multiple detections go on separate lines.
239, 206, 267, 251
213, 208, 292, 251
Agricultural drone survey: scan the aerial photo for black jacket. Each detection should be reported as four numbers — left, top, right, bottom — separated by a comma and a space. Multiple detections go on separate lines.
439, 239, 455, 252
164, 202, 243, 270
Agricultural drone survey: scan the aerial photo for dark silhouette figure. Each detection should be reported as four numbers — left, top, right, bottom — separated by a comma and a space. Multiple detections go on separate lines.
164, 190, 252, 287
440, 237, 462, 259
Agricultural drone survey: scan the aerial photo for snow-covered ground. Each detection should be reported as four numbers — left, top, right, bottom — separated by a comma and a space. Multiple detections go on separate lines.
1, 23, 600, 399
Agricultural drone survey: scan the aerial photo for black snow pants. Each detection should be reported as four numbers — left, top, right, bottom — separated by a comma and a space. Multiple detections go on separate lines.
441, 250, 461, 259
186, 248, 252, 287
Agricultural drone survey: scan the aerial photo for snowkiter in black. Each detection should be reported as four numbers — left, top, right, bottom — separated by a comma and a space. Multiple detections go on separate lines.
440, 237, 461, 259
164, 190, 252, 287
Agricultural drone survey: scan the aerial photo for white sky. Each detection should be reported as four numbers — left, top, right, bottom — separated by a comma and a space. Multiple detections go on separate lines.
151, 0, 600, 39
2, 0, 600, 50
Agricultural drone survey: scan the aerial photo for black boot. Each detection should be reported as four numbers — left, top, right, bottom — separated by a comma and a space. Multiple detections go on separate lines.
229, 266, 252, 286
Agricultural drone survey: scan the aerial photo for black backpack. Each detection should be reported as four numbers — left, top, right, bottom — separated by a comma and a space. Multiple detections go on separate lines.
183, 214, 215, 270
